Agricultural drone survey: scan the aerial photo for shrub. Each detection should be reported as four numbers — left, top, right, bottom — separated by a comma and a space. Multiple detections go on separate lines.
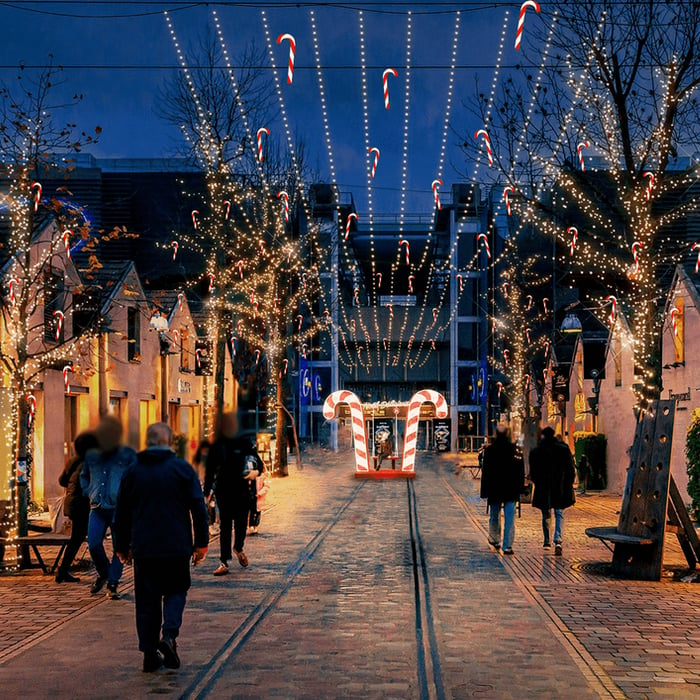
573, 431, 608, 490
685, 416, 700, 521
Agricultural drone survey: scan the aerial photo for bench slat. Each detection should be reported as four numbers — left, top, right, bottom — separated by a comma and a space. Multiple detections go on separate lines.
585, 526, 654, 546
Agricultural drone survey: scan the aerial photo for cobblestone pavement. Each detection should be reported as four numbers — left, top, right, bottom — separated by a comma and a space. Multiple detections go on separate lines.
0, 450, 697, 699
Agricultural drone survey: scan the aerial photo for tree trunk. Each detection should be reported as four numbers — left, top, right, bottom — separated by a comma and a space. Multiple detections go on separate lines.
15, 392, 31, 567
274, 369, 288, 476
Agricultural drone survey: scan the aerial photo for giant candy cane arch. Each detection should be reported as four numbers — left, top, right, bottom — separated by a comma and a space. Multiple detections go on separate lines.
322, 390, 369, 472
401, 389, 448, 472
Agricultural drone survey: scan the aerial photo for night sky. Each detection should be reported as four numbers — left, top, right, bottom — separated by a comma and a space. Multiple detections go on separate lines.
0, 1, 525, 214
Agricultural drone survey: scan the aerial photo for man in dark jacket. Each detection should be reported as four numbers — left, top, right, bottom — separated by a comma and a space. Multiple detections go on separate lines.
204, 412, 260, 576
115, 422, 209, 673
529, 427, 576, 556
481, 424, 525, 555
55, 432, 98, 583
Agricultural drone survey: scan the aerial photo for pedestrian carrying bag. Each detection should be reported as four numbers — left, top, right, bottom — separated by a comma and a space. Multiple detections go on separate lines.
520, 479, 533, 504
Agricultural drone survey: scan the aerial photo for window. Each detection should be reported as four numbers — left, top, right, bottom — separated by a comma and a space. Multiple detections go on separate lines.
72, 290, 100, 337
127, 307, 141, 361
44, 271, 64, 343
180, 328, 189, 370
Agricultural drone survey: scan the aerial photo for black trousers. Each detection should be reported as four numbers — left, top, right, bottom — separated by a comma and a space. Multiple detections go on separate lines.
134, 557, 190, 654
218, 500, 251, 563
58, 505, 89, 575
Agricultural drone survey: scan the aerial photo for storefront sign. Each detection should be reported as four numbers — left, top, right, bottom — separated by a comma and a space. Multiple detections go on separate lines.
178, 378, 192, 394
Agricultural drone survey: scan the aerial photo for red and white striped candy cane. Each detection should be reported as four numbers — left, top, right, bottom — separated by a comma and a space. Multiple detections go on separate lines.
568, 226, 578, 257
237, 319, 244, 332
353, 287, 360, 306
277, 191, 289, 222
496, 382, 503, 399
514, 0, 541, 50
577, 142, 589, 172
632, 241, 642, 274
408, 275, 415, 293
301, 343, 308, 359
191, 210, 199, 229
432, 307, 439, 323
207, 272, 215, 293
63, 365, 73, 394
26, 393, 36, 429
195, 348, 203, 368
605, 295, 617, 325
171, 240, 179, 261
525, 327, 531, 344
383, 337, 388, 351
8, 277, 19, 308
296, 314, 303, 332
502, 282, 509, 298
62, 230, 72, 259
692, 243, 700, 274
254, 349, 261, 365
670, 306, 681, 337
349, 320, 356, 333
542, 297, 549, 314
237, 260, 245, 279
477, 233, 491, 258
503, 186, 514, 216
474, 129, 493, 166
382, 68, 398, 109
53, 310, 64, 340
31, 182, 42, 211
276, 33, 296, 84
223, 200, 231, 220
376, 272, 382, 289
171, 329, 180, 351
323, 390, 369, 472
524, 374, 531, 392
456, 274, 463, 292
399, 239, 410, 265
345, 212, 358, 240
387, 304, 393, 320
402, 389, 448, 472
526, 294, 533, 311
503, 348, 510, 366
230, 336, 237, 358
431, 179, 443, 210
643, 171, 654, 201
281, 358, 288, 376
178, 292, 185, 312
256, 127, 270, 162
368, 147, 380, 179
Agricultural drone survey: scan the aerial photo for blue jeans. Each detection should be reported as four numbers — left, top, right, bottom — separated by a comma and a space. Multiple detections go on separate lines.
87, 508, 123, 584
542, 508, 564, 545
488, 501, 516, 550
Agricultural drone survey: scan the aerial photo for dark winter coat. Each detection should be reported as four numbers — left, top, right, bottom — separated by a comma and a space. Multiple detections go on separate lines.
203, 435, 261, 507
529, 436, 576, 511
114, 447, 209, 561
480, 435, 525, 504
59, 457, 89, 520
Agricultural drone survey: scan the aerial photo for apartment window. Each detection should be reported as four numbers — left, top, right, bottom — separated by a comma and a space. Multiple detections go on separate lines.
127, 307, 141, 361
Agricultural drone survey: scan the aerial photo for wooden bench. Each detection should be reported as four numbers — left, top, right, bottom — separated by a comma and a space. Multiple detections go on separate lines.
0, 534, 71, 575
586, 400, 700, 580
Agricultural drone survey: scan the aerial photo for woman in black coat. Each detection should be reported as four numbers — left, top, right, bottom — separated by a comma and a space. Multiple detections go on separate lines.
55, 432, 98, 583
480, 425, 525, 555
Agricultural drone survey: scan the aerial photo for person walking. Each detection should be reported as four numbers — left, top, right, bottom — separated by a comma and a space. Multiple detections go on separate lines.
55, 432, 99, 583
480, 424, 525, 555
204, 412, 260, 575
115, 422, 209, 673
577, 454, 590, 495
529, 426, 576, 556
80, 415, 137, 598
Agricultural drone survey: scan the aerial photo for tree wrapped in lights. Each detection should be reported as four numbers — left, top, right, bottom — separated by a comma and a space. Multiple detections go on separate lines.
0, 63, 103, 565
464, 0, 700, 412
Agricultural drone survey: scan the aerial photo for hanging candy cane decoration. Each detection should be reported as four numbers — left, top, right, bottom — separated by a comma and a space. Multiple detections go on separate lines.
53, 310, 64, 340
277, 191, 289, 222
63, 365, 73, 394
432, 308, 439, 323
383, 337, 389, 351
237, 319, 244, 333
514, 0, 541, 50
256, 127, 270, 162
195, 348, 203, 369
254, 349, 261, 366
223, 200, 231, 220
230, 335, 237, 358
323, 390, 369, 472
568, 226, 578, 257
323, 309, 331, 325
408, 275, 415, 294
474, 129, 493, 166
632, 241, 642, 274
503, 349, 511, 367
387, 304, 394, 320
300, 272, 307, 288
525, 327, 532, 344
353, 287, 360, 306
525, 294, 533, 311
605, 295, 617, 325
207, 272, 215, 293
542, 297, 550, 314
376, 272, 382, 289
281, 359, 288, 376
171, 240, 179, 261
643, 171, 654, 201
670, 306, 681, 337
295, 314, 303, 332
62, 230, 72, 259
402, 390, 448, 472
171, 329, 180, 351
502, 282, 509, 298
431, 179, 443, 210
524, 374, 531, 392
477, 233, 491, 259
177, 292, 185, 312
368, 147, 380, 179
577, 142, 589, 172
8, 277, 19, 308
191, 210, 199, 230
237, 260, 245, 279
431, 340, 436, 350
276, 33, 296, 84
408, 334, 415, 348
544, 340, 550, 357
349, 320, 356, 333
31, 182, 42, 211
692, 243, 700, 274
301, 343, 308, 359
382, 67, 398, 109
503, 186, 514, 216
345, 212, 358, 240
456, 274, 463, 292
399, 239, 410, 265
26, 394, 36, 429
